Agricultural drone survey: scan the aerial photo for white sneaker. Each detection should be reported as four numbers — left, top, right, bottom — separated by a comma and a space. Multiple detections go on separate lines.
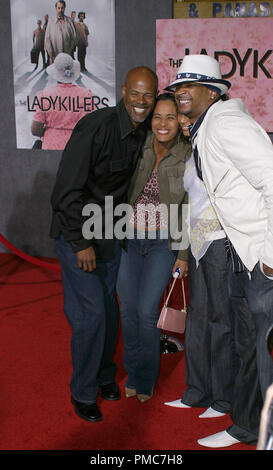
198, 430, 240, 448
164, 398, 191, 408
199, 407, 226, 418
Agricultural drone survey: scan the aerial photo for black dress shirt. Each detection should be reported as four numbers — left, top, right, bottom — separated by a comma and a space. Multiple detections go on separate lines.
50, 99, 150, 258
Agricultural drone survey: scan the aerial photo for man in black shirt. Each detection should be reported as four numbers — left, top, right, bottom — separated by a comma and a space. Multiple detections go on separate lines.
50, 66, 158, 422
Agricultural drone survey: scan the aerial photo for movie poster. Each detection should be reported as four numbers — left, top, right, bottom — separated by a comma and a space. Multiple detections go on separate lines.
156, 18, 273, 131
10, 0, 115, 150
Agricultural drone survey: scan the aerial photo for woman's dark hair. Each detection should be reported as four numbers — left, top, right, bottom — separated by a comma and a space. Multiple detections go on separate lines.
155, 92, 177, 107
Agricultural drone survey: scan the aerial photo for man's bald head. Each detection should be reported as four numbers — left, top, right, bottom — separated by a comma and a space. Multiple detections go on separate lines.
124, 66, 158, 91
122, 66, 158, 127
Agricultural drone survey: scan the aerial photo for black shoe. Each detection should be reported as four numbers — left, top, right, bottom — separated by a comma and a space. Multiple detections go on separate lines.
100, 382, 121, 401
71, 396, 102, 422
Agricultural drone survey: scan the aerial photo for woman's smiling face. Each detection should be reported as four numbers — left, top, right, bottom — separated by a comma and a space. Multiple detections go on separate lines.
151, 99, 179, 145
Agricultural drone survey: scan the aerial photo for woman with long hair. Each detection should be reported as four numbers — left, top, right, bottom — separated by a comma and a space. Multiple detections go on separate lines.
117, 93, 191, 402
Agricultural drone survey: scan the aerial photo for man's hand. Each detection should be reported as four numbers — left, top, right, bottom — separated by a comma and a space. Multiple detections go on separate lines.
263, 263, 273, 276
76, 246, 96, 272
172, 260, 188, 279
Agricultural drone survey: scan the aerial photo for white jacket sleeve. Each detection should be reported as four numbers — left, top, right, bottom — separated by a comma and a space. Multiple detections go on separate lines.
214, 114, 273, 268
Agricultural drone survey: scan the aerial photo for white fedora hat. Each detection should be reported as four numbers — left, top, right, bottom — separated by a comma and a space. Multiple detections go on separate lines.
165, 54, 231, 96
47, 53, 81, 83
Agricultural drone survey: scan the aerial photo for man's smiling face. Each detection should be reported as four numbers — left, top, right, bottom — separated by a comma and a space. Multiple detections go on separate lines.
122, 71, 156, 127
174, 82, 215, 122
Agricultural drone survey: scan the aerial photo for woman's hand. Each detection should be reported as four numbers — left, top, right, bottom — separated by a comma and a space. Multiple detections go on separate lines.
172, 260, 188, 279
31, 120, 45, 137
76, 246, 96, 272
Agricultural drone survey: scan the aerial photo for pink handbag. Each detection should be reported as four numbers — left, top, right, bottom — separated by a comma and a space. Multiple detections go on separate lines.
157, 277, 187, 334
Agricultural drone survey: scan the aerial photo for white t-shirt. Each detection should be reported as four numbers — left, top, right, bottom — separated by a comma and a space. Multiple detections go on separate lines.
183, 153, 225, 266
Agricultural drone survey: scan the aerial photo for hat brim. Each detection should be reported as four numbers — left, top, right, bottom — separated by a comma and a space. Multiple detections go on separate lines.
165, 77, 231, 95
47, 61, 81, 83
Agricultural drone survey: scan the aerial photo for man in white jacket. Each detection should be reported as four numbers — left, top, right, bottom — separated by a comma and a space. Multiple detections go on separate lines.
166, 54, 273, 448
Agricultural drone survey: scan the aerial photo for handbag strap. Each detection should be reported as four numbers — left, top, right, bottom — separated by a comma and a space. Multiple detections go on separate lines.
164, 277, 186, 309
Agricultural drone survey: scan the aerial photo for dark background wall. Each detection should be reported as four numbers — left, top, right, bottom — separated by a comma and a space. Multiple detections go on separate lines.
0, 0, 173, 258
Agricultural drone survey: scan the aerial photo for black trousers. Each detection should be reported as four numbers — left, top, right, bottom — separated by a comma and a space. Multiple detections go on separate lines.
182, 238, 236, 413
77, 44, 87, 70
227, 265, 265, 445
36, 48, 46, 68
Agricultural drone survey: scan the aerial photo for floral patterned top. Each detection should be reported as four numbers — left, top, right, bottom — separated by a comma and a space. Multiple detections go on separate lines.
130, 170, 168, 232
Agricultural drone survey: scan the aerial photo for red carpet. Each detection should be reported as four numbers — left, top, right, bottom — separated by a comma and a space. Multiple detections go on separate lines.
0, 253, 256, 452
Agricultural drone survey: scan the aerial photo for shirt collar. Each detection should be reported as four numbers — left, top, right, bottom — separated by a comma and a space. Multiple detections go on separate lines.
143, 130, 188, 160
55, 15, 67, 23
189, 97, 220, 142
116, 99, 151, 140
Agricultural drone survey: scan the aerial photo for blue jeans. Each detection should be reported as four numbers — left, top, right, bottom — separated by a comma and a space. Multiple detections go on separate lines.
55, 237, 121, 404
117, 234, 177, 395
227, 262, 273, 444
